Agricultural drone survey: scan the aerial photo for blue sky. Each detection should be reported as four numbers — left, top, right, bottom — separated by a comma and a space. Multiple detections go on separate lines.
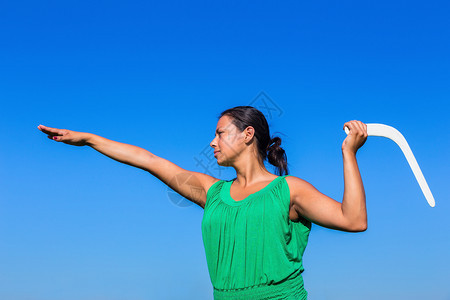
1, 1, 449, 299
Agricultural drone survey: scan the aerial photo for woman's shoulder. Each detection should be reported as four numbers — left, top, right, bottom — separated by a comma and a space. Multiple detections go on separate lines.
284, 175, 315, 197
205, 178, 226, 196
284, 174, 311, 186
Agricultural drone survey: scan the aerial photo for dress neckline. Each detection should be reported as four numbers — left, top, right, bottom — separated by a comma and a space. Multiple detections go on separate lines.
221, 175, 290, 206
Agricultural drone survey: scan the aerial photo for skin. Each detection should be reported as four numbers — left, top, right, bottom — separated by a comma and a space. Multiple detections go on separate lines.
37, 116, 367, 232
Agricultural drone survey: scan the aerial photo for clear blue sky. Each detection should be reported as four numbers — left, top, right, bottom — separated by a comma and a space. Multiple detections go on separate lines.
1, 1, 449, 299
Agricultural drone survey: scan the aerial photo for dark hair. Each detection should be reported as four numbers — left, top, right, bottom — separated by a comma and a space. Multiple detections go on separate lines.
218, 106, 289, 176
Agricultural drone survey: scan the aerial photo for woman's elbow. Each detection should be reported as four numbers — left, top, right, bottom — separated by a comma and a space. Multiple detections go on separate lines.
355, 222, 368, 232
347, 221, 367, 232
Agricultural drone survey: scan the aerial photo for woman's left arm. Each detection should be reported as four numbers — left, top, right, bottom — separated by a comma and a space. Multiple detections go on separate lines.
289, 120, 368, 232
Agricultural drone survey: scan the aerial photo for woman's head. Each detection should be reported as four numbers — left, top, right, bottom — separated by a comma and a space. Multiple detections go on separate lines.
210, 106, 288, 176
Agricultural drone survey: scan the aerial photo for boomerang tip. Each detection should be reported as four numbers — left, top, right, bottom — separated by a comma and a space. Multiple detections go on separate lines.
428, 197, 436, 207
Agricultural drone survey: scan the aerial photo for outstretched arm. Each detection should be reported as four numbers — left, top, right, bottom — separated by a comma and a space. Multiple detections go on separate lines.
37, 125, 219, 208
289, 120, 368, 232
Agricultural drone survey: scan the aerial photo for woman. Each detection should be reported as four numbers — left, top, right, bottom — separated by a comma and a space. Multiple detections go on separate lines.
38, 105, 368, 299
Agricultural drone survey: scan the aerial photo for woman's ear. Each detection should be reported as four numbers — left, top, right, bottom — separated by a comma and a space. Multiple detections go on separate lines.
243, 126, 255, 142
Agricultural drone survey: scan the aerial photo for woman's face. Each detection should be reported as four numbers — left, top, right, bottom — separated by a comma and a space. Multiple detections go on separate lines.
210, 116, 246, 166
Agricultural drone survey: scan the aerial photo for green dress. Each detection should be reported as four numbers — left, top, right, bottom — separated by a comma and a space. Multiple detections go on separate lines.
201, 175, 311, 300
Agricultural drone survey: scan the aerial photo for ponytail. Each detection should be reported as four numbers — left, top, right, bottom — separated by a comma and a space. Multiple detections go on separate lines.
266, 136, 289, 176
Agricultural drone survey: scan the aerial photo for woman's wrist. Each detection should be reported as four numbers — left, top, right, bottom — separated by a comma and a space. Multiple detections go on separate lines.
342, 148, 357, 157
84, 133, 97, 147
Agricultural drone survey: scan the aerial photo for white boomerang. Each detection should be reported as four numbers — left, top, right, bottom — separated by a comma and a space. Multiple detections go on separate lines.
344, 123, 435, 207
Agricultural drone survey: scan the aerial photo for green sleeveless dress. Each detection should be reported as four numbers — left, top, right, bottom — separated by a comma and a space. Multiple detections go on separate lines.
201, 175, 311, 300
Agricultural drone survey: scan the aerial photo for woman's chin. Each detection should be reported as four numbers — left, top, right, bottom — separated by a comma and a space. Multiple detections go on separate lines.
216, 159, 226, 167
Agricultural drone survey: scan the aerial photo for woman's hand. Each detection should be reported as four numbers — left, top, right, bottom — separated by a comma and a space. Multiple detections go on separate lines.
37, 125, 89, 147
342, 120, 368, 154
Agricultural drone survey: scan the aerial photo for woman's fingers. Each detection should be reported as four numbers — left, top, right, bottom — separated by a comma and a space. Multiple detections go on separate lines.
38, 125, 58, 133
344, 120, 367, 136
362, 121, 367, 133
343, 120, 357, 133
38, 124, 67, 142
38, 125, 63, 136
355, 121, 367, 136
47, 135, 59, 141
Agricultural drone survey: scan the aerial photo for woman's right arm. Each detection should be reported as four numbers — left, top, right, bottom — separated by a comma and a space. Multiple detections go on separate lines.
85, 133, 153, 171
38, 125, 220, 208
